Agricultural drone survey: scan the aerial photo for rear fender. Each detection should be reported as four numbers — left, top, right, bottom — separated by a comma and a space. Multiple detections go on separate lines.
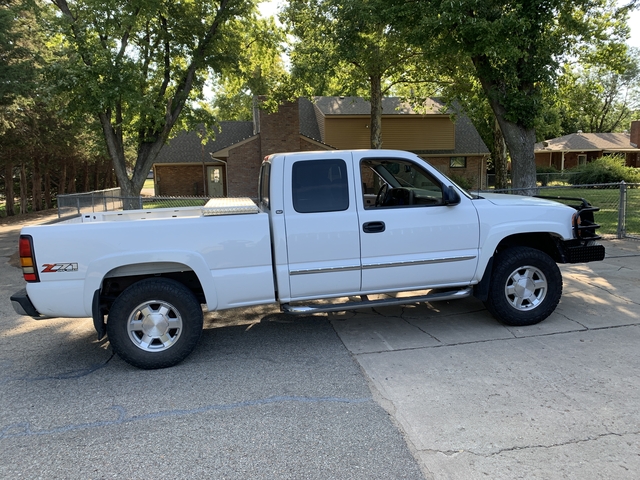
83, 250, 218, 315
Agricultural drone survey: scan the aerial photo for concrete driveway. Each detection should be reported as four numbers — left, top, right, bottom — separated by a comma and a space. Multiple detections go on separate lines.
331, 239, 640, 479
1, 212, 639, 479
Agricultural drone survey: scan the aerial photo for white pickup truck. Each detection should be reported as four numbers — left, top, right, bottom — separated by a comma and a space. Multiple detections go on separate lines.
11, 149, 605, 369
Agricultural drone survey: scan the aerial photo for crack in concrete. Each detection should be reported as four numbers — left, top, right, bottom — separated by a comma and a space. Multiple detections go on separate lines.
454, 430, 640, 458
354, 322, 640, 357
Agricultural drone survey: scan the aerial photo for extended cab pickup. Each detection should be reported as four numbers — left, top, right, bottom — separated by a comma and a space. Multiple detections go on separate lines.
11, 150, 605, 369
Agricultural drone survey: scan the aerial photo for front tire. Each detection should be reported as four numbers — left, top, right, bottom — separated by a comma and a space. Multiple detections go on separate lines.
484, 247, 562, 326
106, 278, 203, 369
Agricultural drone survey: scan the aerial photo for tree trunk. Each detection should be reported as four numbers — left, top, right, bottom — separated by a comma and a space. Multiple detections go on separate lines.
32, 156, 43, 211
67, 160, 77, 193
44, 163, 52, 209
496, 117, 537, 194
20, 162, 28, 214
474, 57, 537, 195
59, 160, 67, 195
493, 118, 509, 190
5, 161, 15, 217
370, 75, 383, 149
83, 160, 90, 192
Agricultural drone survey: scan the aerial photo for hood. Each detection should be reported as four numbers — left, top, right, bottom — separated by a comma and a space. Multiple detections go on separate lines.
477, 192, 571, 209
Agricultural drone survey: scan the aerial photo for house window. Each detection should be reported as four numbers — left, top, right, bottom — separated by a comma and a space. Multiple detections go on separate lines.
292, 159, 349, 213
450, 156, 467, 168
578, 154, 587, 166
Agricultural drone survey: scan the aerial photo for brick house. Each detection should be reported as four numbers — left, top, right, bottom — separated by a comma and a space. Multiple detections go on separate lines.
534, 121, 640, 171
152, 96, 490, 198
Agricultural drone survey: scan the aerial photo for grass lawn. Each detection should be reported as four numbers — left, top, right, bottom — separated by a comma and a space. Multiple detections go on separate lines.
533, 185, 639, 236
142, 198, 208, 209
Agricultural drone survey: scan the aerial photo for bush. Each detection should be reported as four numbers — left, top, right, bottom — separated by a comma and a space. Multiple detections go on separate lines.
449, 174, 474, 190
568, 155, 640, 185
536, 165, 559, 186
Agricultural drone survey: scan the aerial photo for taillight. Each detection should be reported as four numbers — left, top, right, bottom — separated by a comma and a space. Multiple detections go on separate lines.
19, 235, 39, 282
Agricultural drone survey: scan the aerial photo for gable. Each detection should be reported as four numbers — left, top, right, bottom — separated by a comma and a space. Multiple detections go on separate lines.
324, 116, 454, 150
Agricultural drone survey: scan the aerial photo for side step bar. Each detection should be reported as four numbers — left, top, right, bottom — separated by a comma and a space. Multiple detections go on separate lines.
281, 287, 472, 315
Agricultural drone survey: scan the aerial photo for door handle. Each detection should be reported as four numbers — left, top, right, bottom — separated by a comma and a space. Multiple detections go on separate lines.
363, 221, 385, 233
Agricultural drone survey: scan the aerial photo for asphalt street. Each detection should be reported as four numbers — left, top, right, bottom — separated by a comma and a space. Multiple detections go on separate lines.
1, 212, 639, 479
0, 215, 423, 479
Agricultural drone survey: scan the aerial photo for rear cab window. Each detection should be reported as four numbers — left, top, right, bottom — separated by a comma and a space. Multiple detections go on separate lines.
291, 159, 349, 213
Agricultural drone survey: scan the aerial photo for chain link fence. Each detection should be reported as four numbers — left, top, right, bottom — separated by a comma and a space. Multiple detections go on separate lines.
482, 182, 640, 239
57, 192, 210, 220
58, 183, 639, 239
486, 172, 581, 188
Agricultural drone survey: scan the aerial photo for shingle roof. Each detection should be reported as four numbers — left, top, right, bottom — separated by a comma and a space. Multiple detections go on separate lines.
534, 132, 639, 153
299, 97, 322, 141
155, 121, 255, 164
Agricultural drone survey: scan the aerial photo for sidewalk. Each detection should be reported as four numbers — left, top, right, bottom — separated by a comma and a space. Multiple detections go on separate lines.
330, 238, 640, 479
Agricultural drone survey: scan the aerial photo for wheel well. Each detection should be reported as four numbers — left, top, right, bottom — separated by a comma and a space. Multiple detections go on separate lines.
100, 271, 205, 313
494, 232, 562, 262
474, 232, 562, 302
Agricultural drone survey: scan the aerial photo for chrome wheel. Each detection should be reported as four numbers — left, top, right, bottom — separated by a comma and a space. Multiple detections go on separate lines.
504, 265, 548, 311
127, 300, 183, 352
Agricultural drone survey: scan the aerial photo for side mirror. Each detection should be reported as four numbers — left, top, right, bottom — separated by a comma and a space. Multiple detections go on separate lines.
443, 185, 461, 206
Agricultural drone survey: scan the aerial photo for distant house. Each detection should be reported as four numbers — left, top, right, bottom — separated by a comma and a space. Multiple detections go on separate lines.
534, 121, 640, 171
152, 96, 490, 198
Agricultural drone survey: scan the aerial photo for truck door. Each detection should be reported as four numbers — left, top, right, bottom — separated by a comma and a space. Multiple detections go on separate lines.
283, 154, 361, 299
357, 155, 479, 293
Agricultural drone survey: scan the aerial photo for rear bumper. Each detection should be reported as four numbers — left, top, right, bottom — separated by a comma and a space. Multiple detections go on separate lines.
10, 288, 43, 318
560, 240, 606, 264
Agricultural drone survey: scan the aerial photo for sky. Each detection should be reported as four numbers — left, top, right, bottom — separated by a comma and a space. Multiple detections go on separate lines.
258, 1, 640, 49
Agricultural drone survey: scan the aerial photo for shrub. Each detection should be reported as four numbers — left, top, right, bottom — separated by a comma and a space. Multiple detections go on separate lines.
536, 165, 559, 186
449, 174, 474, 190
568, 155, 640, 185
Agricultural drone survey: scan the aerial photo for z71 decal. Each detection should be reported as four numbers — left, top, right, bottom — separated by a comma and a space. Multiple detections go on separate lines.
41, 263, 78, 273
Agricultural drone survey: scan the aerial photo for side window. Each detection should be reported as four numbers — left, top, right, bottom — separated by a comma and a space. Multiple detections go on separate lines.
292, 159, 349, 213
361, 159, 443, 208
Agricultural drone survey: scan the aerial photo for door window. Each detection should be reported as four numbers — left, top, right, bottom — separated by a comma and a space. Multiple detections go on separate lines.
360, 158, 443, 208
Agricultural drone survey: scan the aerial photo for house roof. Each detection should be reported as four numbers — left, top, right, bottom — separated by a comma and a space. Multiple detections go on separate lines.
154, 96, 489, 164
154, 121, 254, 164
534, 132, 639, 153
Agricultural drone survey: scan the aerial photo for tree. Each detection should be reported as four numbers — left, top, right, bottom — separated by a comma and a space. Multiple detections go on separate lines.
556, 49, 640, 134
209, 16, 288, 121
283, 0, 431, 149
388, 0, 634, 193
46, 0, 271, 207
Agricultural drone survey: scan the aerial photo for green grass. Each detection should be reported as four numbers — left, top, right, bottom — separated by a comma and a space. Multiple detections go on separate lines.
534, 185, 639, 236
142, 198, 208, 209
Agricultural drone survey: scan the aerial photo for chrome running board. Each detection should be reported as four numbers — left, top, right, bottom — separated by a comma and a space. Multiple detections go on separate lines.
281, 287, 472, 315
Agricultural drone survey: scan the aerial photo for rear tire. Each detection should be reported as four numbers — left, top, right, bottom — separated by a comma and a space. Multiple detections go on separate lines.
484, 247, 562, 326
106, 278, 203, 369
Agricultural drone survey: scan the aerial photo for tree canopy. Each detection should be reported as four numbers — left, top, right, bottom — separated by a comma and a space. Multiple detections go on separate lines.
387, 0, 636, 191
46, 0, 281, 204
283, 0, 432, 148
